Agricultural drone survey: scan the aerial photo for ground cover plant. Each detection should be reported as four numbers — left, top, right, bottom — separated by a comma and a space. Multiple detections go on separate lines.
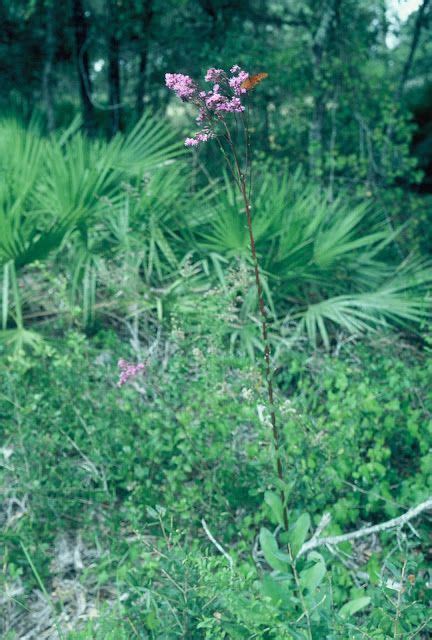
1, 58, 432, 638
1, 2, 432, 637
1, 325, 431, 638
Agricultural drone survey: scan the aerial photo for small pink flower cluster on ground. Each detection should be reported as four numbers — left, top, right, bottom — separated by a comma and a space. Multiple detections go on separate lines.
165, 65, 250, 147
117, 359, 146, 387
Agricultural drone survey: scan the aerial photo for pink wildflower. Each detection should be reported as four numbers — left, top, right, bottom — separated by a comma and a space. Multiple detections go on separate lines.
166, 65, 251, 149
165, 73, 196, 100
196, 129, 214, 142
117, 359, 146, 387
205, 84, 232, 110
205, 68, 225, 82
229, 70, 249, 95
184, 129, 214, 147
205, 90, 224, 109
196, 108, 207, 123
216, 97, 245, 112
185, 137, 199, 147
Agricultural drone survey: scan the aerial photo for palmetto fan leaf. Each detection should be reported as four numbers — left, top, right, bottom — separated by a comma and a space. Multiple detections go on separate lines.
197, 170, 432, 348
0, 113, 184, 335
116, 112, 184, 172
65, 158, 202, 325
0, 113, 183, 270
197, 177, 278, 258
298, 280, 430, 349
0, 121, 45, 266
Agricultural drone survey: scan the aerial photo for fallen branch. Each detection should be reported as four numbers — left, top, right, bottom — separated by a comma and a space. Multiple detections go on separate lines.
298, 497, 432, 559
202, 519, 234, 571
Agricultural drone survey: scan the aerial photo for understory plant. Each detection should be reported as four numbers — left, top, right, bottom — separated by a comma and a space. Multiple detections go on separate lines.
2, 316, 431, 637
1, 114, 431, 353
163, 66, 290, 527
0, 114, 182, 348
160, 66, 432, 638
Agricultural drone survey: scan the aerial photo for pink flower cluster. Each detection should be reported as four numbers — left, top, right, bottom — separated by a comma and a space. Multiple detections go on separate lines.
229, 69, 249, 96
117, 359, 146, 387
165, 73, 196, 100
165, 64, 250, 147
185, 129, 213, 147
205, 68, 224, 82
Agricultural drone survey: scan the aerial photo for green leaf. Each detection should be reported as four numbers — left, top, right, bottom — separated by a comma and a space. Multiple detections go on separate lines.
146, 506, 158, 519
264, 491, 285, 528
339, 596, 371, 619
299, 554, 326, 593
287, 513, 311, 558
260, 574, 291, 606
259, 527, 290, 572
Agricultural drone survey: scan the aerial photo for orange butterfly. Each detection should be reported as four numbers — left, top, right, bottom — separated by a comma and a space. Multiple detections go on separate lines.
241, 72, 268, 91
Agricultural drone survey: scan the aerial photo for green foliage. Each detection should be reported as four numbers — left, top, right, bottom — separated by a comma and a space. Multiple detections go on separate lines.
0, 113, 182, 341
1, 114, 430, 354
193, 169, 432, 348
1, 306, 431, 637
1, 1, 432, 637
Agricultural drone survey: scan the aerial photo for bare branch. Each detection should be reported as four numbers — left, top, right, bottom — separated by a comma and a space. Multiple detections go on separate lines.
298, 497, 432, 558
201, 519, 234, 570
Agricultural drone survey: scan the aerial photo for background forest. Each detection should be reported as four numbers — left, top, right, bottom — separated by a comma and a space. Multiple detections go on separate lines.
1, 1, 432, 638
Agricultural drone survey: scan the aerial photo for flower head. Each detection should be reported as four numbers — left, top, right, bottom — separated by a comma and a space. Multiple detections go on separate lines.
196, 129, 214, 142
196, 108, 208, 124
117, 359, 146, 387
205, 87, 225, 109
205, 68, 225, 82
185, 137, 199, 147
165, 73, 196, 100
166, 65, 251, 149
184, 128, 214, 147
229, 70, 249, 95
216, 97, 245, 112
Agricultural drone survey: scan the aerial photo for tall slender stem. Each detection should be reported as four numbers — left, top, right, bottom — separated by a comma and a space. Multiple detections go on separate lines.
220, 115, 289, 530
238, 174, 289, 531
10, 262, 23, 330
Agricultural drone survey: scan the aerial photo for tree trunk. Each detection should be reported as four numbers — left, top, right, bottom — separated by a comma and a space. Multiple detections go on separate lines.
71, 0, 95, 135
42, 0, 55, 133
308, 99, 325, 179
108, 32, 121, 134
382, 0, 431, 176
308, 1, 338, 180
135, 0, 154, 119
396, 0, 431, 101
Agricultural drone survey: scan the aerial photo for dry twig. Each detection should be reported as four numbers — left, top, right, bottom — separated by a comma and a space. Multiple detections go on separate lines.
298, 497, 432, 558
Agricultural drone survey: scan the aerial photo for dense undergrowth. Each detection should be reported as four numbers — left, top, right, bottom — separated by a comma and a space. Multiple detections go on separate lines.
0, 114, 431, 638
1, 303, 431, 637
1, 116, 432, 353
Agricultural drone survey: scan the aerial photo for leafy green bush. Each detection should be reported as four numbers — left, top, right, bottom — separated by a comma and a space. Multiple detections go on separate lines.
277, 336, 432, 523
0, 114, 182, 347
1, 116, 431, 353
194, 169, 432, 347
1, 300, 430, 637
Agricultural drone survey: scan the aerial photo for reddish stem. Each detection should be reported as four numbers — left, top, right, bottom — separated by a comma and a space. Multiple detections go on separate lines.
219, 115, 288, 530
238, 175, 289, 531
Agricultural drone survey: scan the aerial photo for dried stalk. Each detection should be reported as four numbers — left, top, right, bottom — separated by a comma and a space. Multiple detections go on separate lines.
298, 496, 432, 558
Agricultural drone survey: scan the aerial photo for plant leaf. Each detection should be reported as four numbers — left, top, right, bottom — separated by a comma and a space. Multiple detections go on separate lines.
264, 491, 285, 529
339, 596, 371, 619
259, 527, 290, 572
287, 513, 311, 558
299, 555, 326, 593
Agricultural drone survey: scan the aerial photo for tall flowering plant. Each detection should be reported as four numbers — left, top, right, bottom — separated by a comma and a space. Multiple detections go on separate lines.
165, 66, 288, 529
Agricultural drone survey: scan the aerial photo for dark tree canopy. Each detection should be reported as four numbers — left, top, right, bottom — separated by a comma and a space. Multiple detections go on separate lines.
0, 0, 431, 193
